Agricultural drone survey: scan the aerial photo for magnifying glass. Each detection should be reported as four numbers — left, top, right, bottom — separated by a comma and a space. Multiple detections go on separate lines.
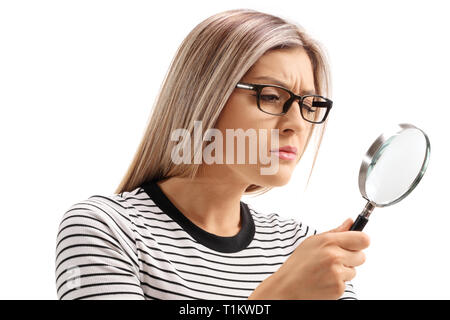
350, 123, 431, 232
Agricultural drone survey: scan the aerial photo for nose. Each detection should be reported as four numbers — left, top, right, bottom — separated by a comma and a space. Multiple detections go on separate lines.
278, 99, 309, 135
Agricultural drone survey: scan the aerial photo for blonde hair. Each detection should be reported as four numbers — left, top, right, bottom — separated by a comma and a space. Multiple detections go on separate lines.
115, 8, 332, 196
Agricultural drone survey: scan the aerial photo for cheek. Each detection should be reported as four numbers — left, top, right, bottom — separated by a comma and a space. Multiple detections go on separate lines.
215, 97, 275, 159
215, 94, 267, 131
212, 94, 305, 182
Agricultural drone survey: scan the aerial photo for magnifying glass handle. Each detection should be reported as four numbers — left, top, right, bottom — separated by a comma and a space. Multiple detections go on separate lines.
350, 214, 369, 231
350, 201, 376, 232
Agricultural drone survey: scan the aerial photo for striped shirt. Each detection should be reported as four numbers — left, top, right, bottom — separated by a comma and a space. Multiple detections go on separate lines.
55, 180, 357, 300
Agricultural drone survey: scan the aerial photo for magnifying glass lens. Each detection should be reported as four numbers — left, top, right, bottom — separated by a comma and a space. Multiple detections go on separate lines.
365, 128, 429, 205
350, 124, 430, 232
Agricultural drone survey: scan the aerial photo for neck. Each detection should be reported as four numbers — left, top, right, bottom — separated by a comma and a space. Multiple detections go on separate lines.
157, 166, 250, 237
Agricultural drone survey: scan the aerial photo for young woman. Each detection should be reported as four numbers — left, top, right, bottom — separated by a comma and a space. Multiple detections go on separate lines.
55, 8, 369, 300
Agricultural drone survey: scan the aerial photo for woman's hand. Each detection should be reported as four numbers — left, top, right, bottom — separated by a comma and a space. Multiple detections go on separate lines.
248, 218, 370, 300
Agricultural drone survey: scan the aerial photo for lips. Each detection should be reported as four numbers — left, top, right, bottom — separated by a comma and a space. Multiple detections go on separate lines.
270, 146, 298, 161
271, 146, 298, 155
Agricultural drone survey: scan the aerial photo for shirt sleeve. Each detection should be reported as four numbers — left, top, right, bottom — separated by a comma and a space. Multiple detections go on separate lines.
55, 199, 145, 300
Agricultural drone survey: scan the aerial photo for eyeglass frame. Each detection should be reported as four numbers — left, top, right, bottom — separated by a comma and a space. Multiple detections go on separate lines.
235, 82, 333, 124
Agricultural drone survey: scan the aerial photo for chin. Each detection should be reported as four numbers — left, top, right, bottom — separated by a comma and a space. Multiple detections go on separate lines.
232, 163, 295, 187
256, 168, 294, 187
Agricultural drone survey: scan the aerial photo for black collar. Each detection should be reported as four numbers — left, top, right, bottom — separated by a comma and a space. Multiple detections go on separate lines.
140, 180, 255, 253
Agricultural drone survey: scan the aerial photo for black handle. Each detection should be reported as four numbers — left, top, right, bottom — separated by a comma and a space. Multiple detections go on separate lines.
350, 214, 369, 231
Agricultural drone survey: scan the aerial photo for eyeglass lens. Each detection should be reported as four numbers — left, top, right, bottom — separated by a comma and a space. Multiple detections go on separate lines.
259, 86, 329, 123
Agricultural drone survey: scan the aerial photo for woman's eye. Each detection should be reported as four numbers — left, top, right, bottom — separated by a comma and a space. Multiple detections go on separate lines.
260, 95, 279, 102
303, 105, 316, 113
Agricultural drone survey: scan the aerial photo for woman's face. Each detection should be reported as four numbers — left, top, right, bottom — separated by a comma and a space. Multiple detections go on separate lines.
204, 46, 316, 187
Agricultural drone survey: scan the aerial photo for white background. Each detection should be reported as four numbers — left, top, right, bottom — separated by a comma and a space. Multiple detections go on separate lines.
0, 0, 448, 299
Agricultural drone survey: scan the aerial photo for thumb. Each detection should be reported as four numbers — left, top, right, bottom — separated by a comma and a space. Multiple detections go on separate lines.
325, 218, 353, 233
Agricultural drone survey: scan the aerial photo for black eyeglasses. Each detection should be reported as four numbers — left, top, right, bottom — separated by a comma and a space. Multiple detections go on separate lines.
235, 82, 333, 124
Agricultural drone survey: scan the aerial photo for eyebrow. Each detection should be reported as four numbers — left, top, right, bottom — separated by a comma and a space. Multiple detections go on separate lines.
252, 75, 317, 95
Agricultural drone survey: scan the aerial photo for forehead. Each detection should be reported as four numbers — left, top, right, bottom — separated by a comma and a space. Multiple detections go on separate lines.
244, 47, 315, 92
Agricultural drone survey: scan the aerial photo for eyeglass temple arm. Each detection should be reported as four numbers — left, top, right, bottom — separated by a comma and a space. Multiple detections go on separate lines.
236, 83, 255, 90
313, 101, 331, 107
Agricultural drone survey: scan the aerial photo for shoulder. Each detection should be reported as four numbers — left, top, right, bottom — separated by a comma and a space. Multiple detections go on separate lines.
55, 188, 146, 299
63, 186, 144, 220
246, 202, 316, 230
244, 202, 318, 242
56, 186, 146, 245
55, 188, 144, 274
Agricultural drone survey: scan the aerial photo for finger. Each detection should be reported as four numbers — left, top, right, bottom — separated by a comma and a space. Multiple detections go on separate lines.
333, 231, 371, 251
339, 248, 366, 267
339, 218, 354, 231
341, 265, 356, 282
